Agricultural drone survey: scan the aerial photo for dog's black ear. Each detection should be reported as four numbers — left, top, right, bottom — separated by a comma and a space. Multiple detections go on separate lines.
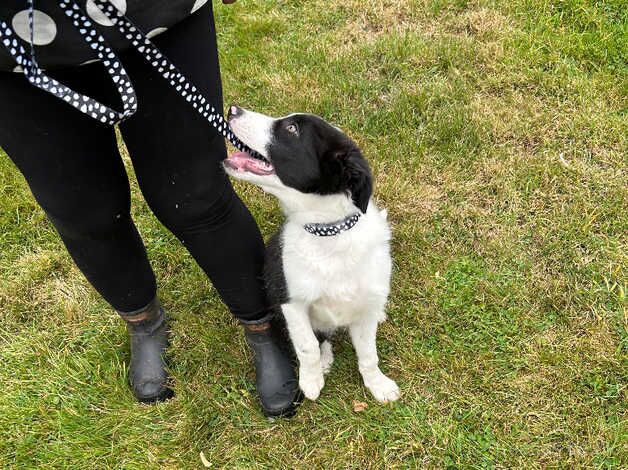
339, 148, 373, 213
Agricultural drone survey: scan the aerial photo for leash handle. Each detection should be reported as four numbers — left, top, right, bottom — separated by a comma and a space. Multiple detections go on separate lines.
0, 0, 137, 124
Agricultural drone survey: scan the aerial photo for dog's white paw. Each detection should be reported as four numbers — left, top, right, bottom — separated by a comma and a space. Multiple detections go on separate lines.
320, 341, 334, 375
299, 368, 325, 401
366, 374, 400, 403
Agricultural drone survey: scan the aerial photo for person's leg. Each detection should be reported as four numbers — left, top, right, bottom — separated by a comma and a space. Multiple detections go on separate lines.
118, 5, 268, 322
0, 67, 171, 402
0, 69, 155, 312
117, 4, 300, 415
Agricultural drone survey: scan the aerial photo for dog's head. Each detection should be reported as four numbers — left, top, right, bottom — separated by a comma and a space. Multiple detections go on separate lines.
223, 106, 372, 213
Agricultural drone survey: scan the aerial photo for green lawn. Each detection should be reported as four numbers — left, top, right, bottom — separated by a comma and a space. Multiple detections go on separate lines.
1, 0, 626, 468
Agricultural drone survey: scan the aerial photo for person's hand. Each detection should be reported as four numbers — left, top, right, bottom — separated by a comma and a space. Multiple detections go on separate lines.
222, 0, 237, 4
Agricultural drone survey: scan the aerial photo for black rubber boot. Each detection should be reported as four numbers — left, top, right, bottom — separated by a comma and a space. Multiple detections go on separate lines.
118, 298, 174, 403
243, 320, 302, 417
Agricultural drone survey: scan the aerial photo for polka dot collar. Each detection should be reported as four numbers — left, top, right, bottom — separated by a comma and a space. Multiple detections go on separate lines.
304, 212, 362, 237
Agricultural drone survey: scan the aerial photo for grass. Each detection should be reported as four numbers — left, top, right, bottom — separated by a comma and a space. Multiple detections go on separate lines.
1, 0, 626, 467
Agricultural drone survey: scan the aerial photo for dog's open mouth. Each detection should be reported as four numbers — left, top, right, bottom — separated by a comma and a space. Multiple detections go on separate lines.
224, 151, 275, 176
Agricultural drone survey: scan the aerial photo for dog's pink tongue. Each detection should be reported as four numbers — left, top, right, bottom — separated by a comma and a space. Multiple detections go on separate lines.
226, 151, 251, 170
227, 151, 275, 175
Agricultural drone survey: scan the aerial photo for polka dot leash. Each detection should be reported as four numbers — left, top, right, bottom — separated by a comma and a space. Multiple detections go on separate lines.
0, 0, 266, 163
0, 0, 137, 124
303, 212, 362, 237
88, 0, 264, 161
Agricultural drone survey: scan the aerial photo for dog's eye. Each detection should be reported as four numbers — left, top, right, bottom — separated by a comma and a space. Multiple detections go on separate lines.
286, 123, 298, 135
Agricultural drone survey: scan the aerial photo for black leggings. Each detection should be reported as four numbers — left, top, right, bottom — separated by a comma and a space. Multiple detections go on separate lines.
0, 5, 269, 321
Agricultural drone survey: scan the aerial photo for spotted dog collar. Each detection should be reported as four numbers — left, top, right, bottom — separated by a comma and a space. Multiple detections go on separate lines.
304, 212, 362, 237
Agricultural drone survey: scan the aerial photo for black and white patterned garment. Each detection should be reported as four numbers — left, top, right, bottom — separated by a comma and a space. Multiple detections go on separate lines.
0, 0, 209, 72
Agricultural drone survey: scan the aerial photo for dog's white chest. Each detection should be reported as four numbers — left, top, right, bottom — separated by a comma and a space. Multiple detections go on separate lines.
282, 210, 392, 330
309, 278, 374, 327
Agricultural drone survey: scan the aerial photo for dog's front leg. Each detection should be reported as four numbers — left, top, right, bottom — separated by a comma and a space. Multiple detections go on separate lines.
282, 303, 324, 400
349, 318, 400, 403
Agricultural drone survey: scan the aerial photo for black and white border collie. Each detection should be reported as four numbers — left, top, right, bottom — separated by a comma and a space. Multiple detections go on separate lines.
224, 106, 400, 403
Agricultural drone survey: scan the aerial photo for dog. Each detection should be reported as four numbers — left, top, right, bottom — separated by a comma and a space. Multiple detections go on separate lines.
223, 106, 400, 403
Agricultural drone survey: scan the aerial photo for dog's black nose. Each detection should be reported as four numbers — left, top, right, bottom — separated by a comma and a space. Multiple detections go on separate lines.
228, 105, 241, 121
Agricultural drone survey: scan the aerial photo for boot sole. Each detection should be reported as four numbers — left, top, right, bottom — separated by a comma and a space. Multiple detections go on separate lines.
134, 386, 175, 404
261, 390, 304, 418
